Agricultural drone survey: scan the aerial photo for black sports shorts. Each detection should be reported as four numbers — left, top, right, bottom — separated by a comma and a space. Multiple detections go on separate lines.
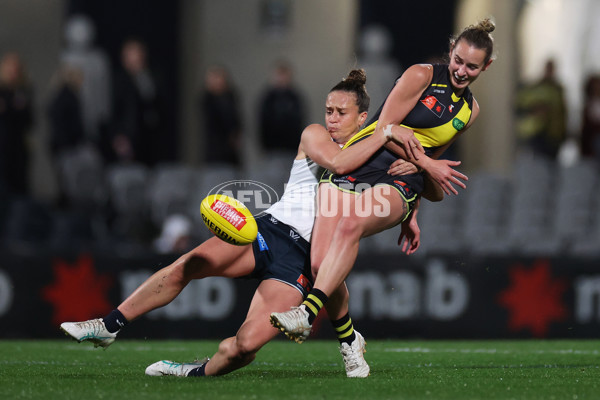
321, 170, 421, 221
247, 214, 313, 297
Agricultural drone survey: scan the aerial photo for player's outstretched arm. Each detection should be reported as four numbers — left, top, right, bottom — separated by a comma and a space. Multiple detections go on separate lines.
300, 123, 388, 175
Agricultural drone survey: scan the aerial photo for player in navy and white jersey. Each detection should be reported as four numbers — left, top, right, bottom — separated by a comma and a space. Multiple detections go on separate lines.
60, 69, 421, 378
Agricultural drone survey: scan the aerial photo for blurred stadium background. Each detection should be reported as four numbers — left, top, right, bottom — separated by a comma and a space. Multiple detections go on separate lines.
1, 0, 600, 341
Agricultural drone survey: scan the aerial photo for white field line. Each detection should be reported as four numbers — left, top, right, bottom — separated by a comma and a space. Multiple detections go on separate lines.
385, 347, 600, 355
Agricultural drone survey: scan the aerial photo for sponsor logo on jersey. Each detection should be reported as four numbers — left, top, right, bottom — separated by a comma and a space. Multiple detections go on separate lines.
421, 95, 445, 118
297, 274, 312, 292
289, 230, 300, 241
449, 104, 454, 113
210, 200, 247, 231
257, 231, 268, 251
452, 118, 466, 131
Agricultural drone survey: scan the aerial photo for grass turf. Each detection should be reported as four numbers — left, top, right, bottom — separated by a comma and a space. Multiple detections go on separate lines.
1, 339, 599, 400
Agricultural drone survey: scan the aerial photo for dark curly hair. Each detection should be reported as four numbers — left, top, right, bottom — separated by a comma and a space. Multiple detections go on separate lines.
329, 69, 370, 113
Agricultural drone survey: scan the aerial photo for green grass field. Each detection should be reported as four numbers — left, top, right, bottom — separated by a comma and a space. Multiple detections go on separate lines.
1, 339, 599, 400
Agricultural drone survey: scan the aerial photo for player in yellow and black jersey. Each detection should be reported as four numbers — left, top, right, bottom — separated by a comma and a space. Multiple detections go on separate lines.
271, 18, 497, 344
321, 62, 476, 217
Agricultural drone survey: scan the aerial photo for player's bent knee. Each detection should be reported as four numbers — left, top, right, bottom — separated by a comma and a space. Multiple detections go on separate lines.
233, 334, 262, 358
335, 216, 362, 241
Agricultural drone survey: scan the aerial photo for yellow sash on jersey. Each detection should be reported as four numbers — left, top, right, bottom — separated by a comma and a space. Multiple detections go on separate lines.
341, 121, 377, 150
341, 97, 472, 150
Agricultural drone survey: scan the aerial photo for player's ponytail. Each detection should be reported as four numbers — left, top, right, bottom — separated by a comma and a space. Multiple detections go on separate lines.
451, 18, 496, 64
330, 69, 370, 113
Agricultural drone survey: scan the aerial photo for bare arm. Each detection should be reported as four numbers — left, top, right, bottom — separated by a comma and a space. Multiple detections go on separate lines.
377, 66, 481, 195
299, 119, 418, 176
298, 124, 384, 175
376, 64, 433, 160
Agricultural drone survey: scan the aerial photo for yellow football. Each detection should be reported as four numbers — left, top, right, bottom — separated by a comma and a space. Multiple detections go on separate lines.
200, 194, 258, 245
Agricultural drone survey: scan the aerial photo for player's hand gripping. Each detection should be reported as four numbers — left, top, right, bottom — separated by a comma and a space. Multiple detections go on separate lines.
425, 159, 468, 195
384, 124, 424, 161
387, 158, 420, 176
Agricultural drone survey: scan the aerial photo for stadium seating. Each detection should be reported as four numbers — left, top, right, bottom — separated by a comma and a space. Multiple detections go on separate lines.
56, 146, 108, 212
418, 190, 466, 255
8, 154, 597, 257
147, 163, 197, 227
0, 196, 54, 253
135, 156, 600, 257
187, 164, 239, 241
106, 162, 151, 217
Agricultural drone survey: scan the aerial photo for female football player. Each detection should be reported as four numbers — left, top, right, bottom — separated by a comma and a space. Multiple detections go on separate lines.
61, 68, 430, 378
271, 19, 496, 342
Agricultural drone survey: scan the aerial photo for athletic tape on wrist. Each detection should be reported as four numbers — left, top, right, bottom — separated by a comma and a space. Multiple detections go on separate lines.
383, 124, 394, 140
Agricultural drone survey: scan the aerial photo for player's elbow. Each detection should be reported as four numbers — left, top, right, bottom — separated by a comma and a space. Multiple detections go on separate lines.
329, 161, 352, 175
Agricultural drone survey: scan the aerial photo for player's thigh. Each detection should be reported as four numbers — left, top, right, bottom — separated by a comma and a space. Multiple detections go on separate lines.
311, 184, 356, 265
182, 236, 256, 279
236, 280, 303, 350
353, 185, 408, 238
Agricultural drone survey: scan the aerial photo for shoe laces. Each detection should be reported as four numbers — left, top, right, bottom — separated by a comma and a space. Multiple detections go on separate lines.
76, 319, 104, 333
288, 306, 309, 320
340, 342, 363, 370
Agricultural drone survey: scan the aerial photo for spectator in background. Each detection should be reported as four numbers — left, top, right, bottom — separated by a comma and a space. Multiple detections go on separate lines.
259, 60, 305, 154
47, 65, 86, 207
110, 38, 165, 167
0, 52, 34, 196
153, 214, 193, 254
515, 59, 567, 159
47, 65, 85, 158
200, 65, 242, 167
581, 74, 600, 161
61, 15, 112, 155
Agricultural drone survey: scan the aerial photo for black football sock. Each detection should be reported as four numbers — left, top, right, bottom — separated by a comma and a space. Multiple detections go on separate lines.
331, 312, 356, 346
187, 363, 207, 377
301, 288, 329, 324
102, 309, 128, 333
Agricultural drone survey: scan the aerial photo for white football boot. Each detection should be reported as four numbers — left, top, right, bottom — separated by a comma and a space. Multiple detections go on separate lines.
145, 358, 209, 377
340, 331, 370, 378
60, 318, 117, 349
270, 305, 312, 343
